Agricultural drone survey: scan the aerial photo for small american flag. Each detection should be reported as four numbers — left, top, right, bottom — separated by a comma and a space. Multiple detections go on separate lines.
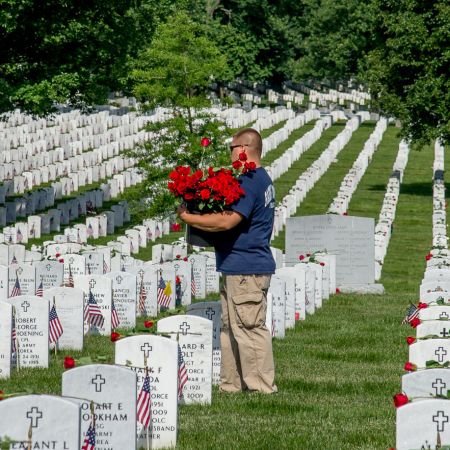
11, 308, 17, 353
111, 298, 120, 329
157, 275, 171, 308
81, 423, 96, 450
402, 303, 420, 325
87, 223, 94, 238
103, 259, 108, 274
35, 281, 44, 297
155, 224, 161, 239
16, 228, 23, 243
65, 264, 74, 288
10, 275, 21, 297
49, 303, 63, 344
178, 345, 188, 400
271, 317, 276, 337
84, 290, 105, 328
137, 372, 152, 428
146, 227, 152, 240
138, 278, 147, 314
191, 265, 196, 297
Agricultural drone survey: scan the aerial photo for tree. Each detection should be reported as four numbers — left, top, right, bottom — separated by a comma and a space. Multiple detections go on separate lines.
289, 0, 377, 83
127, 11, 230, 219
366, 0, 450, 146
0, 0, 177, 115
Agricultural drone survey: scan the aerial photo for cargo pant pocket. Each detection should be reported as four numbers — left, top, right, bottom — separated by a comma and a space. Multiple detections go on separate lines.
232, 291, 265, 329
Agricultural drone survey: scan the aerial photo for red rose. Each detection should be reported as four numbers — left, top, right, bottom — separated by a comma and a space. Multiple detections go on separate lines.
0, 390, 4, 401
246, 161, 256, 171
343, 212, 348, 216
183, 257, 188, 262
299, 255, 305, 261
144, 321, 154, 328
404, 362, 417, 372
425, 254, 432, 261
200, 137, 211, 147
232, 160, 242, 170
335, 288, 341, 294
171, 223, 181, 232
111, 332, 121, 342
59, 259, 64, 263
418, 302, 428, 309
295, 312, 300, 320
306, 253, 311, 257
200, 189, 211, 200
406, 336, 416, 345
55, 253, 61, 258
393, 393, 409, 408
320, 262, 325, 267
64, 356, 75, 369
238, 152, 247, 161
176, 276, 181, 284
410, 317, 421, 328
184, 192, 194, 200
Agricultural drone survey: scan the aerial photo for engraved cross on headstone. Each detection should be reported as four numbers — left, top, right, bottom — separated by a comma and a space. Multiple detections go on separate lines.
440, 329, 450, 338
91, 374, 106, 392
179, 322, 191, 335
141, 343, 152, 358
138, 269, 145, 279
116, 275, 123, 285
433, 378, 447, 396
433, 410, 449, 432
69, 257, 74, 264
17, 267, 23, 275
89, 279, 96, 290
435, 347, 448, 363
26, 407, 43, 428
21, 301, 30, 313
440, 312, 449, 320
206, 307, 216, 320
46, 264, 52, 271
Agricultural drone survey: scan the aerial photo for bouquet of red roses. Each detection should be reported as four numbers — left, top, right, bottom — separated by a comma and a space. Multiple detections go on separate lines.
167, 152, 256, 213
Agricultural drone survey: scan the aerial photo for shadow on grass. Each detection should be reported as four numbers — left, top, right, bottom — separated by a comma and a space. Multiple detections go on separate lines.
367, 182, 433, 196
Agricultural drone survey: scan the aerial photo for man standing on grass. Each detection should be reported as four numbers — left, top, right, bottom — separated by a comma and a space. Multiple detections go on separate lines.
177, 128, 277, 394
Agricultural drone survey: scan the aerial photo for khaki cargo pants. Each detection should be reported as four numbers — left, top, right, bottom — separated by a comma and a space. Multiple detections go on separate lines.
220, 274, 276, 393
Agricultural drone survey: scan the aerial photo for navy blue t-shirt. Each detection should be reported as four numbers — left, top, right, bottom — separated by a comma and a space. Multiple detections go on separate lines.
214, 167, 276, 275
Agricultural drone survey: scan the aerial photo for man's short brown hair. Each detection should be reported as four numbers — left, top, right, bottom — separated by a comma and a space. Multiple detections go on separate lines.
233, 128, 263, 155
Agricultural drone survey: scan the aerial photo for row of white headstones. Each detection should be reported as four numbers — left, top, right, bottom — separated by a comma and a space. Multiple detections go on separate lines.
396, 140, 450, 450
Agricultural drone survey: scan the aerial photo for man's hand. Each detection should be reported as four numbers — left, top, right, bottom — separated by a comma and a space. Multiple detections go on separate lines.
176, 204, 189, 222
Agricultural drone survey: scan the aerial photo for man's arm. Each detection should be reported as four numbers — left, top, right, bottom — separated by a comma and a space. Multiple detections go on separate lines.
177, 205, 243, 232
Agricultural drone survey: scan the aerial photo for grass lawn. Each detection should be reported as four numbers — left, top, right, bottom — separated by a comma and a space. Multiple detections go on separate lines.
2, 120, 438, 449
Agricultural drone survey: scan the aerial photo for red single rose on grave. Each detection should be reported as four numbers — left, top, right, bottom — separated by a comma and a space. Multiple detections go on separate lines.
183, 257, 188, 262
299, 255, 305, 261
343, 212, 348, 216
144, 321, 154, 328
393, 393, 409, 408
0, 390, 4, 401
404, 362, 417, 372
418, 302, 428, 309
232, 160, 242, 170
336, 288, 341, 294
406, 336, 416, 345
425, 254, 432, 261
59, 259, 64, 263
200, 137, 211, 147
410, 317, 421, 328
238, 151, 248, 161
64, 356, 76, 369
320, 262, 325, 267
175, 255, 181, 260
176, 276, 181, 285
111, 332, 121, 342
55, 253, 61, 258
171, 223, 181, 232
306, 253, 311, 257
